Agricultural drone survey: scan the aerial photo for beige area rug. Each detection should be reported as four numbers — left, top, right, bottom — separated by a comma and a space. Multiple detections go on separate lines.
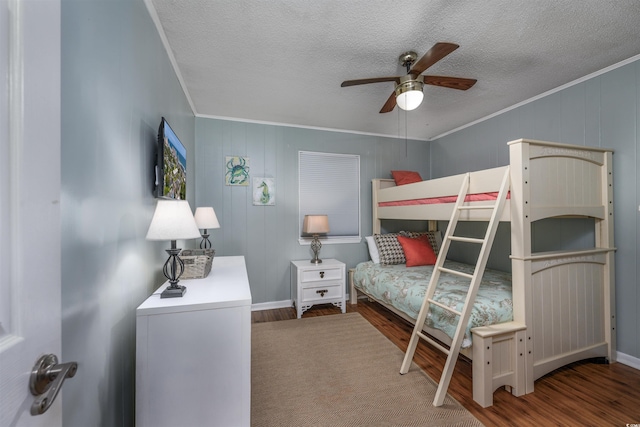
251, 312, 483, 427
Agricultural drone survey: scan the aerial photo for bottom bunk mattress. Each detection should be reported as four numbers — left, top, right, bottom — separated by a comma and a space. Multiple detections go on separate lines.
353, 260, 513, 348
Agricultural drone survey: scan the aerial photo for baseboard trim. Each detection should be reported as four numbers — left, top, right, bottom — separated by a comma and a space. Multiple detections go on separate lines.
616, 351, 640, 371
250, 293, 352, 312
251, 300, 292, 312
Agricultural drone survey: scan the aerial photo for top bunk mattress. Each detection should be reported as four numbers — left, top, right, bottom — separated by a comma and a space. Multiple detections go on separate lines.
353, 260, 513, 348
378, 192, 502, 207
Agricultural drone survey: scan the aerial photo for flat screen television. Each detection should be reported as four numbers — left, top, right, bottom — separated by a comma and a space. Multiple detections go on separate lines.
156, 117, 187, 200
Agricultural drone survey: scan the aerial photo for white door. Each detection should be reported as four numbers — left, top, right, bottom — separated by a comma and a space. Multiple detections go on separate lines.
0, 0, 63, 426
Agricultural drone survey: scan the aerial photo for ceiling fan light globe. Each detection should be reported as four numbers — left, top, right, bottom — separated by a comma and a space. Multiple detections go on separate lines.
395, 78, 424, 111
396, 90, 424, 111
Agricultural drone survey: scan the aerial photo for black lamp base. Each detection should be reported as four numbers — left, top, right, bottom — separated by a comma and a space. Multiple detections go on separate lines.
161, 285, 187, 299
200, 231, 212, 249
161, 241, 187, 298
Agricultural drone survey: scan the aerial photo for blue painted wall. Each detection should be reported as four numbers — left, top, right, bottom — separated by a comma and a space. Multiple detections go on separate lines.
61, 0, 194, 425
430, 59, 640, 361
195, 118, 430, 304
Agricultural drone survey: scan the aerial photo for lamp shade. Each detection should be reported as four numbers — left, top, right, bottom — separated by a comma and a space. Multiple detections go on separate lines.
303, 214, 330, 234
146, 199, 201, 241
194, 207, 220, 229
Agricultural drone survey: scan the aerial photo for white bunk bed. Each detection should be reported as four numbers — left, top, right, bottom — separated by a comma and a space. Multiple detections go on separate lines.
351, 138, 616, 407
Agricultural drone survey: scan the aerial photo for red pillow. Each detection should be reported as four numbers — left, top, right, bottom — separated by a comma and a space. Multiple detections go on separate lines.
391, 170, 422, 186
397, 235, 437, 267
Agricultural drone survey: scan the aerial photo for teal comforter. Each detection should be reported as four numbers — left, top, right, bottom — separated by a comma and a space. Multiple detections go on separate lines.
353, 260, 513, 348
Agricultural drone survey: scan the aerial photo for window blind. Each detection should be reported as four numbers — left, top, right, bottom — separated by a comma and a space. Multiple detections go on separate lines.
299, 151, 360, 242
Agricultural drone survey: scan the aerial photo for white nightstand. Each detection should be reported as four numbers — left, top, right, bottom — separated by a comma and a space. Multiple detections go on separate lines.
290, 259, 346, 318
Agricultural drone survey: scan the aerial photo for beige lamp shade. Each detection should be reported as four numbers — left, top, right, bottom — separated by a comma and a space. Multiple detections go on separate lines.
146, 199, 201, 241
303, 215, 330, 234
194, 207, 220, 230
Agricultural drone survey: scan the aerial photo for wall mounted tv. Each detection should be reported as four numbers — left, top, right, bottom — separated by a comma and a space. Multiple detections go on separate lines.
156, 117, 187, 200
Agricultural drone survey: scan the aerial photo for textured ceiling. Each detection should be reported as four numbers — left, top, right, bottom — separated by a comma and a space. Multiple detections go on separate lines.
149, 0, 640, 141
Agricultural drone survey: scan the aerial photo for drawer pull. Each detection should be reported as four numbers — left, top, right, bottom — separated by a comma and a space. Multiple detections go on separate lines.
319, 271, 325, 279
316, 289, 328, 297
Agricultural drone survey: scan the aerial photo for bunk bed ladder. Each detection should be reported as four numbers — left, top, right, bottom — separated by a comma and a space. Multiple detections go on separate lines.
399, 167, 510, 407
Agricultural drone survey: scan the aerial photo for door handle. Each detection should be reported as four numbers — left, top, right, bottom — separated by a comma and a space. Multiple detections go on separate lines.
29, 354, 78, 415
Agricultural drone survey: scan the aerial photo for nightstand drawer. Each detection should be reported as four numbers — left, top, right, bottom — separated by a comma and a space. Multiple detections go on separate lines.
300, 267, 342, 283
301, 282, 342, 302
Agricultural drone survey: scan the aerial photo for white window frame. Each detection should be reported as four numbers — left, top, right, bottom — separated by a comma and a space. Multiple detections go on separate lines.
298, 151, 361, 245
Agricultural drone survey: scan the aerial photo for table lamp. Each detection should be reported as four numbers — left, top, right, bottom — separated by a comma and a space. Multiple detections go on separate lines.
146, 199, 202, 298
194, 207, 220, 249
302, 214, 330, 264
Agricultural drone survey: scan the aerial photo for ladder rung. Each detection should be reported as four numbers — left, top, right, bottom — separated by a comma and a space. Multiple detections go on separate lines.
427, 298, 462, 316
458, 205, 495, 210
416, 331, 450, 355
438, 266, 474, 280
448, 235, 484, 244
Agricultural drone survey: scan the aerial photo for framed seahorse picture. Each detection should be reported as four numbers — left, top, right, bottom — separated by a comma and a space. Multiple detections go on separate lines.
252, 177, 275, 206
225, 156, 250, 186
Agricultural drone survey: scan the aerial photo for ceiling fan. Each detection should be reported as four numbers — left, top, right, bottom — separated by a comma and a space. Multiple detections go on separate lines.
341, 42, 477, 113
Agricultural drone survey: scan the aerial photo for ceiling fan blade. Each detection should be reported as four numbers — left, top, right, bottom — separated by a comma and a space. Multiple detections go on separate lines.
423, 75, 477, 91
409, 42, 459, 76
341, 77, 400, 87
379, 92, 397, 113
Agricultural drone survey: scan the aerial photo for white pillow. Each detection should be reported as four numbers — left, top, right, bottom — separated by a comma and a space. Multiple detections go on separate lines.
365, 236, 380, 263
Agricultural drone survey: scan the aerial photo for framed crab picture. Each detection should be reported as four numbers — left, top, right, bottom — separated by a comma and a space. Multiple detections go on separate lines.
225, 156, 250, 186
253, 178, 275, 206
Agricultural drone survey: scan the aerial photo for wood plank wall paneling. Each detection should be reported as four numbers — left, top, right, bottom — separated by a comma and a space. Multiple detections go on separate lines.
194, 118, 431, 304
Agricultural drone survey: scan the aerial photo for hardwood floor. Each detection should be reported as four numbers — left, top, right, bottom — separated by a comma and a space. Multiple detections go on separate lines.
252, 300, 640, 426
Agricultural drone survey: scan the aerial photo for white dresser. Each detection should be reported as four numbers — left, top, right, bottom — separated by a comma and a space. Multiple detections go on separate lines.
136, 256, 252, 427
